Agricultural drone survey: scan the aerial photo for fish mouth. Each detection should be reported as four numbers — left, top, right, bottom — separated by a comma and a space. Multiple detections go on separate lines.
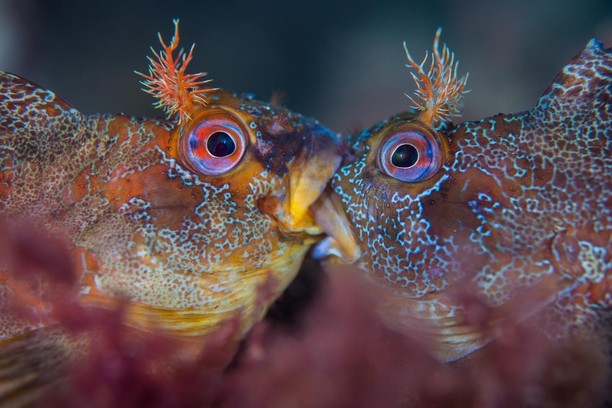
259, 129, 343, 237
310, 188, 361, 263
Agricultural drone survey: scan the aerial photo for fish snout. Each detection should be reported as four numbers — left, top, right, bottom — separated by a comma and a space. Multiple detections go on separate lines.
310, 188, 361, 263
259, 126, 342, 236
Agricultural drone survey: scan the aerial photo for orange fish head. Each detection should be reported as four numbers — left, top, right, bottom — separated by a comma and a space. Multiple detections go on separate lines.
73, 89, 341, 338
0, 20, 341, 339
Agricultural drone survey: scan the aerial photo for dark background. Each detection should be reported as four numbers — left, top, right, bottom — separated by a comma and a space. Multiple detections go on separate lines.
1, 0, 611, 133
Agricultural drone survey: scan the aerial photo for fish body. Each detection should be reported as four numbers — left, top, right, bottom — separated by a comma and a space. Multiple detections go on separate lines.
0, 22, 341, 403
318, 38, 611, 361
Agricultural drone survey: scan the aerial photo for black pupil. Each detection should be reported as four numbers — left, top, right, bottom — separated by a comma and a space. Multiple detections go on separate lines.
207, 132, 236, 157
391, 144, 419, 168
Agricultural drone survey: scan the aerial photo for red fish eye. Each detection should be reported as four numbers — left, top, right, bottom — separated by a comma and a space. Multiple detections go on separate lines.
181, 117, 247, 175
378, 130, 442, 182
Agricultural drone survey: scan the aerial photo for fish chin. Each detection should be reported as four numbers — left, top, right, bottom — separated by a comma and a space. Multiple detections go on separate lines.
81, 242, 311, 337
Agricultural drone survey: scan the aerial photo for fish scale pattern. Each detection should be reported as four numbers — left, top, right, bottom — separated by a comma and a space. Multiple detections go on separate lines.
328, 40, 611, 361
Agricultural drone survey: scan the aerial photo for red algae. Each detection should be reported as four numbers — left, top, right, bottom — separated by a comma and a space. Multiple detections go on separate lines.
0, 217, 240, 407
0, 222, 608, 407
43, 316, 241, 408
219, 267, 608, 408
219, 271, 434, 408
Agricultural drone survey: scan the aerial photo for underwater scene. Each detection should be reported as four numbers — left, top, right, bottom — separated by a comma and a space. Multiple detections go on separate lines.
0, 0, 611, 406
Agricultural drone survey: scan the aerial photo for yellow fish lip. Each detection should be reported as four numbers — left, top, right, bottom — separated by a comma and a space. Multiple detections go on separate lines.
311, 189, 361, 263
261, 130, 343, 236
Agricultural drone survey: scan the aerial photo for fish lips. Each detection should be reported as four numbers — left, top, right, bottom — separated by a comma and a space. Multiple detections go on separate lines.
310, 189, 361, 263
259, 127, 344, 237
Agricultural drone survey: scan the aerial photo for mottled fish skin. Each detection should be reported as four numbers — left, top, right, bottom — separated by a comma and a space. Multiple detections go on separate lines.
0, 21, 344, 404
0, 72, 342, 338
320, 40, 611, 361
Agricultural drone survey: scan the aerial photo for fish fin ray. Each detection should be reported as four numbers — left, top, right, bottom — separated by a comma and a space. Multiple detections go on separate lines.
0, 327, 73, 406
535, 39, 612, 122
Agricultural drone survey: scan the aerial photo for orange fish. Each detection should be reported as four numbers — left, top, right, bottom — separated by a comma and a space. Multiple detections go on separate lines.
0, 20, 341, 402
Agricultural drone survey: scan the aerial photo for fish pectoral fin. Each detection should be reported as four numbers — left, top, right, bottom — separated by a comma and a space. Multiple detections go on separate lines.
383, 284, 557, 362
0, 327, 76, 406
390, 313, 496, 362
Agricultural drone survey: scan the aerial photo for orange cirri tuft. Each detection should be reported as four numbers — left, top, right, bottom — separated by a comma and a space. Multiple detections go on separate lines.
404, 28, 469, 126
136, 19, 217, 122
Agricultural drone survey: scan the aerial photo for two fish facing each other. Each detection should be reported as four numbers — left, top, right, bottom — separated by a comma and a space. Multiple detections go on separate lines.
1, 20, 610, 405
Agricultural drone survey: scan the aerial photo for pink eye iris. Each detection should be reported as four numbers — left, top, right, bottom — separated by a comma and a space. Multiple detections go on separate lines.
378, 130, 442, 182
181, 116, 247, 175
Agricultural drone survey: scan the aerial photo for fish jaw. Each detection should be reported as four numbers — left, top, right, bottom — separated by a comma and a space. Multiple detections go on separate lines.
311, 188, 361, 263
78, 243, 312, 337
258, 123, 343, 236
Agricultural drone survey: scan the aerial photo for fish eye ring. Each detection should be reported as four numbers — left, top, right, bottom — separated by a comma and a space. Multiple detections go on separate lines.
378, 129, 443, 182
180, 113, 248, 175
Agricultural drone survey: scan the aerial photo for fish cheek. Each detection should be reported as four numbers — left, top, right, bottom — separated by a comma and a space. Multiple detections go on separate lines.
421, 167, 527, 271
420, 176, 490, 276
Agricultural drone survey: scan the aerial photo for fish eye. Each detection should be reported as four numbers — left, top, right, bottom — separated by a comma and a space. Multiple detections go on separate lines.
181, 114, 248, 175
378, 130, 443, 182
391, 143, 419, 168
206, 131, 236, 157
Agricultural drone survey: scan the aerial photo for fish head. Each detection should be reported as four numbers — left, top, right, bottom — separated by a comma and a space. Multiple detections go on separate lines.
0, 21, 342, 338
314, 35, 612, 361
74, 91, 341, 337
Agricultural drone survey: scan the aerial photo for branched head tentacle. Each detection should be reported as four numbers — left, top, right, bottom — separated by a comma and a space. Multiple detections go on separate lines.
404, 28, 469, 126
136, 19, 218, 123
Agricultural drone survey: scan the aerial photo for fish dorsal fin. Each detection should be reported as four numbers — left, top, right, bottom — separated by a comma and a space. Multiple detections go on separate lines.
0, 71, 84, 168
0, 72, 79, 126
535, 39, 612, 123
0, 72, 86, 216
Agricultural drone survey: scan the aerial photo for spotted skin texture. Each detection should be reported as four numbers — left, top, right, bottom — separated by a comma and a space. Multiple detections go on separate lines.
0, 71, 341, 343
326, 40, 611, 361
